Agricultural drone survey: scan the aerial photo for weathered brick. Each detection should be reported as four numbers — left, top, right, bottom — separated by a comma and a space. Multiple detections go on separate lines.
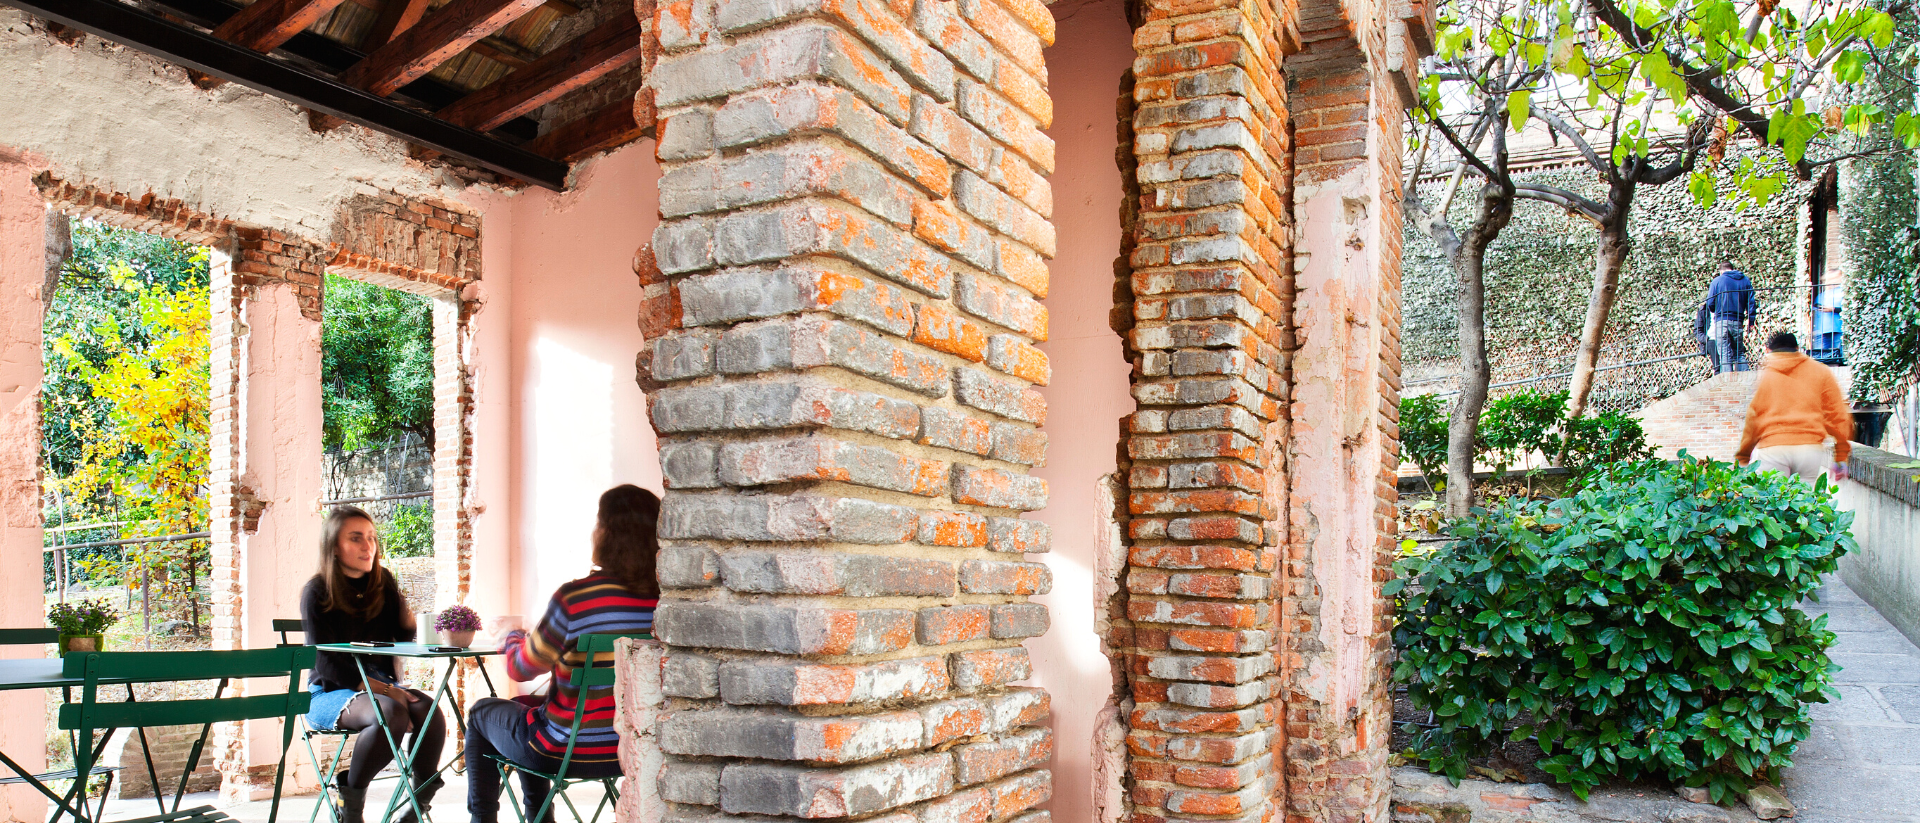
719, 435, 949, 496
659, 441, 720, 488
956, 271, 1048, 340
952, 465, 1048, 511
950, 647, 1031, 690
988, 422, 1046, 466
956, 0, 1047, 78
718, 550, 955, 595
662, 652, 720, 698
985, 517, 1049, 554
913, 301, 990, 361
713, 200, 952, 298
718, 752, 954, 817
952, 170, 1054, 257
712, 84, 950, 195
661, 760, 723, 805
662, 707, 924, 763
916, 510, 989, 547
953, 726, 1052, 786
715, 0, 957, 102
954, 81, 1055, 174
659, 144, 918, 228
955, 368, 1045, 424
651, 22, 910, 124
656, 602, 914, 655
651, 329, 717, 381
958, 559, 1051, 595
918, 405, 994, 455
918, 605, 991, 645
988, 603, 1048, 639
657, 545, 719, 588
992, 238, 1049, 298
720, 656, 952, 705
909, 93, 997, 175
984, 768, 1051, 818
912, 199, 997, 270
657, 105, 716, 160
986, 335, 1049, 385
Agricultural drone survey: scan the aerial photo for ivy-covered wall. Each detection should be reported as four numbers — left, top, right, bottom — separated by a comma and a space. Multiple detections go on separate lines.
1838, 9, 1920, 404
1404, 151, 1810, 411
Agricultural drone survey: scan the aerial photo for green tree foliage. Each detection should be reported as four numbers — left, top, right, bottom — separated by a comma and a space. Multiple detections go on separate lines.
1399, 389, 1651, 487
1841, 6, 1920, 402
1393, 457, 1855, 801
43, 222, 212, 630
322, 275, 434, 452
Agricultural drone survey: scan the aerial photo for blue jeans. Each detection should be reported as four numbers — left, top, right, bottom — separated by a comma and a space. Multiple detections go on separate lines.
464, 698, 619, 823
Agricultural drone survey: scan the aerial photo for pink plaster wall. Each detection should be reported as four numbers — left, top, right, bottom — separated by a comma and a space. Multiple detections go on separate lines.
0, 156, 46, 823
497, 144, 665, 622
1030, 1, 1137, 818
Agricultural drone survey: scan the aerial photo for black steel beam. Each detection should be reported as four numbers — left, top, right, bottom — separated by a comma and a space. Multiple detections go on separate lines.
5, 0, 567, 189
138, 0, 538, 141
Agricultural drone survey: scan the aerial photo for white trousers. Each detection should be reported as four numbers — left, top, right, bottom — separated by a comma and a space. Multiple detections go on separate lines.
1752, 443, 1832, 482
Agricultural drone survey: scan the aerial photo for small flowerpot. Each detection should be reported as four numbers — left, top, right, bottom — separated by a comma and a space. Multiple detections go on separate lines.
59, 634, 103, 654
444, 630, 475, 648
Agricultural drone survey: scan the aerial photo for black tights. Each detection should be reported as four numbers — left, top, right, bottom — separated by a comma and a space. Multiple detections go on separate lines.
336, 689, 447, 789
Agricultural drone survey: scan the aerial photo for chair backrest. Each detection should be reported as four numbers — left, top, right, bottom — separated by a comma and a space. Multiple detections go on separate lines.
567, 632, 650, 689
0, 628, 58, 645
272, 619, 305, 646
59, 646, 317, 731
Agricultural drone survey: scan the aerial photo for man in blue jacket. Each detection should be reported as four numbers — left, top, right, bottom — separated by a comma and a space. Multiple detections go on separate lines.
1705, 259, 1757, 372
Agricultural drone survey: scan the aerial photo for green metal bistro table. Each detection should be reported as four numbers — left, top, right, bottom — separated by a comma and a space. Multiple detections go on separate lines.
311, 644, 499, 823
0, 658, 137, 823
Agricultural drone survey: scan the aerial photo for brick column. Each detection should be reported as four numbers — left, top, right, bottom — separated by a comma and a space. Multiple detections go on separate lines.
1280, 14, 1408, 821
634, 0, 1058, 817
0, 161, 47, 823
208, 230, 328, 801
1116, 0, 1295, 821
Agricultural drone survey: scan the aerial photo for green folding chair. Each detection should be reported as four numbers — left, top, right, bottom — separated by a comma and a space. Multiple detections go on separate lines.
61, 645, 316, 823
273, 619, 360, 823
0, 629, 118, 823
491, 633, 650, 823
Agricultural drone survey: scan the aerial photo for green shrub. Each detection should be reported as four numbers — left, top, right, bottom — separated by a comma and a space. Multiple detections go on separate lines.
1397, 390, 1653, 488
1401, 394, 1450, 484
382, 502, 434, 559
1391, 456, 1854, 801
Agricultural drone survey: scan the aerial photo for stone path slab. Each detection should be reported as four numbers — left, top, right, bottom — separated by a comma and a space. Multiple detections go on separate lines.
1783, 576, 1920, 823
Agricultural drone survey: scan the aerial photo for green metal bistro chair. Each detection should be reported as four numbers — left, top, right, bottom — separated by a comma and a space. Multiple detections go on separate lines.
491, 633, 650, 823
61, 645, 316, 823
273, 619, 360, 823
0, 629, 117, 823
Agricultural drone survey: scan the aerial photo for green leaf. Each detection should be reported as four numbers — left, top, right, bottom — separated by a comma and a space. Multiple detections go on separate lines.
1508, 90, 1532, 131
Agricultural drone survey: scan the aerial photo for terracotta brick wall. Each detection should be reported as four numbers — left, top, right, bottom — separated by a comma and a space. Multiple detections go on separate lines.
633, 0, 1059, 817
1634, 371, 1761, 461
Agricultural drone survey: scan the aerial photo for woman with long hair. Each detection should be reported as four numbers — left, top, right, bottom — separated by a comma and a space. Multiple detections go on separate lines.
465, 485, 660, 823
302, 506, 447, 823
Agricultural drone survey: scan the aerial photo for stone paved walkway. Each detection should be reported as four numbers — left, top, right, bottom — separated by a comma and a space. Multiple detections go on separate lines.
1783, 576, 1920, 823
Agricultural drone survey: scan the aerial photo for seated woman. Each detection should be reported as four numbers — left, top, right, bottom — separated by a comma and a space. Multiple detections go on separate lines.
466, 485, 661, 823
303, 506, 448, 823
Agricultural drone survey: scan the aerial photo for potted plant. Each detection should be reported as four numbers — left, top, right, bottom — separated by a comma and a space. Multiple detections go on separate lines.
48, 601, 119, 653
434, 605, 483, 648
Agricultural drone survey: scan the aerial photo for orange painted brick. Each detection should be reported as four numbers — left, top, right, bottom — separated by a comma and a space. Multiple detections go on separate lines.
995, 239, 1051, 298
914, 301, 990, 361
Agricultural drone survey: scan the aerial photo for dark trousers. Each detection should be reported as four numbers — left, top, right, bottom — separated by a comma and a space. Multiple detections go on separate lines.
465, 698, 619, 823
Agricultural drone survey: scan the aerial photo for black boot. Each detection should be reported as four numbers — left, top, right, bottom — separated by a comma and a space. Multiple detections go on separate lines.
333, 783, 368, 823
392, 775, 445, 823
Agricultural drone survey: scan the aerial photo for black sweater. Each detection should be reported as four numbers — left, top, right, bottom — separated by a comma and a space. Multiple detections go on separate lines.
300, 572, 415, 691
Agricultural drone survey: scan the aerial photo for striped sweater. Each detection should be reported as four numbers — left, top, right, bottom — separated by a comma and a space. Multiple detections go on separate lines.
500, 574, 656, 763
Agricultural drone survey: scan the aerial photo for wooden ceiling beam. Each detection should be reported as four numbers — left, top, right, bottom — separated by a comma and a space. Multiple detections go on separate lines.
438, 14, 641, 132
524, 89, 652, 161
337, 0, 545, 97
210, 0, 349, 51
359, 0, 429, 49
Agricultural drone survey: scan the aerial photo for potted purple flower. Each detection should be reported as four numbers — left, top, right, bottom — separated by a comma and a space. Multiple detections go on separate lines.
48, 601, 119, 654
434, 605, 483, 648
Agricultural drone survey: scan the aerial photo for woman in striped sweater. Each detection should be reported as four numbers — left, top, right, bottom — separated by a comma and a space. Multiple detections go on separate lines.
465, 485, 660, 823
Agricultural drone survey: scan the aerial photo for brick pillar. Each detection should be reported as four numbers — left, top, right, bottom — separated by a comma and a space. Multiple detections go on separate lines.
0, 161, 47, 823
635, 0, 1058, 817
1279, 21, 1406, 823
431, 291, 476, 609
1116, 0, 1296, 821
208, 230, 328, 801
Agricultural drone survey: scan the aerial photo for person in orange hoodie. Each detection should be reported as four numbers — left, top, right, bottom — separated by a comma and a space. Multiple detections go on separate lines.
1735, 332, 1853, 482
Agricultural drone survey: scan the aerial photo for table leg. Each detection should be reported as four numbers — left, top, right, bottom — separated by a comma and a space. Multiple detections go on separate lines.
353, 658, 426, 823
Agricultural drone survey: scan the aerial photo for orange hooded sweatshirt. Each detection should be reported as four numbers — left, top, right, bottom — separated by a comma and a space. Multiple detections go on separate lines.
1735, 352, 1853, 464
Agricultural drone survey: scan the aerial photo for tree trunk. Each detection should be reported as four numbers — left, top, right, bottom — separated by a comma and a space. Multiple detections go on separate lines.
1447, 247, 1493, 517
1564, 181, 1635, 421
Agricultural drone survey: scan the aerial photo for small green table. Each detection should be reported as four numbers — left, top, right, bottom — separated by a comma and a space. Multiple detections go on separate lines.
0, 658, 193, 823
311, 644, 499, 823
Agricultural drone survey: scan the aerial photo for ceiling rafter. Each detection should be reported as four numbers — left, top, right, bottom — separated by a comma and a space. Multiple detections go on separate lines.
437, 13, 640, 132
359, 0, 429, 49
524, 90, 650, 161
211, 0, 350, 51
336, 0, 546, 97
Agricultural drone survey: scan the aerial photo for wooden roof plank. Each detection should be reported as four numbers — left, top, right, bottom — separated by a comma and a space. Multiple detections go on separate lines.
524, 89, 651, 161
438, 13, 640, 132
336, 0, 545, 97
211, 0, 351, 52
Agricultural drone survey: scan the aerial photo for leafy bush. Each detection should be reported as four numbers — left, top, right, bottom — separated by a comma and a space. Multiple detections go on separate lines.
1478, 390, 1568, 475
48, 600, 120, 636
1398, 390, 1653, 488
382, 502, 434, 559
1401, 394, 1450, 483
1392, 457, 1854, 801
